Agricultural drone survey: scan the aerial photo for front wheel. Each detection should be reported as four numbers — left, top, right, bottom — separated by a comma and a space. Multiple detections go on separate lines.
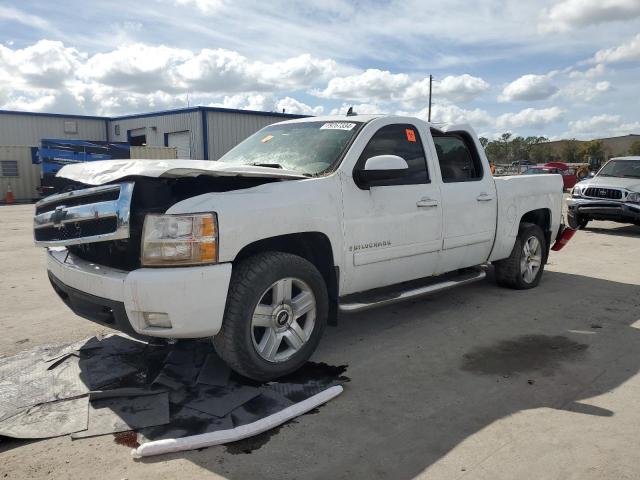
494, 223, 546, 290
214, 252, 328, 381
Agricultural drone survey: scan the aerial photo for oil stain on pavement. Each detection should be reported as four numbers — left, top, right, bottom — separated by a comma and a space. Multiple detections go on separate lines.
461, 334, 588, 376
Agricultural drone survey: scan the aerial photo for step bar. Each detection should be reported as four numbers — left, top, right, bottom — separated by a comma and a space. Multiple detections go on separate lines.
338, 268, 487, 314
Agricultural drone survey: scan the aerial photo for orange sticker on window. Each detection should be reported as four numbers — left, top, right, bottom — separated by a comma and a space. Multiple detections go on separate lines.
261, 134, 274, 143
405, 129, 416, 142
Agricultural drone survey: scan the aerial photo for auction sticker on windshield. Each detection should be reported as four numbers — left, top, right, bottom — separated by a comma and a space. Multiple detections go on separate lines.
320, 122, 356, 131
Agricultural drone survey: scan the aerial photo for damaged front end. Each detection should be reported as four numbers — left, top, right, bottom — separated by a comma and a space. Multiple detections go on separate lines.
34, 174, 284, 270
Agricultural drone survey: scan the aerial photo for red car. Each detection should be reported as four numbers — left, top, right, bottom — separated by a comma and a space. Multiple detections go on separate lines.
522, 162, 577, 190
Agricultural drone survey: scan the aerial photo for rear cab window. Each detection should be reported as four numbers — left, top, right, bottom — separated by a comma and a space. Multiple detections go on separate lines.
431, 130, 484, 183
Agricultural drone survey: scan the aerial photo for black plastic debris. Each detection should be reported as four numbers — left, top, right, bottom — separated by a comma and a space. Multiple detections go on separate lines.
185, 383, 262, 418
230, 389, 295, 427
0, 334, 347, 453
71, 392, 170, 439
139, 406, 233, 441
197, 353, 231, 386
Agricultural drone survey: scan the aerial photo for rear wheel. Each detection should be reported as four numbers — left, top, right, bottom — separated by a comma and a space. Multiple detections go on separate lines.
494, 223, 546, 290
214, 252, 328, 381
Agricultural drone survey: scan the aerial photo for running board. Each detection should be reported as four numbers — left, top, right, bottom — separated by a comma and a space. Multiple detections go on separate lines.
338, 267, 486, 313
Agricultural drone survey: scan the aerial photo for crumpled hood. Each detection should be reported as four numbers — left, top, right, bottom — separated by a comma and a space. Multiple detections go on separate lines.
56, 159, 308, 185
576, 175, 640, 192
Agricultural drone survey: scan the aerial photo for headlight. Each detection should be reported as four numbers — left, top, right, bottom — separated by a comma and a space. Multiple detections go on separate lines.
628, 192, 640, 203
571, 186, 583, 197
141, 213, 218, 266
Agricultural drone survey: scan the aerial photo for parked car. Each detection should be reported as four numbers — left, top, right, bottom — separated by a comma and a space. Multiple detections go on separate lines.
34, 115, 570, 381
522, 163, 577, 190
568, 156, 640, 229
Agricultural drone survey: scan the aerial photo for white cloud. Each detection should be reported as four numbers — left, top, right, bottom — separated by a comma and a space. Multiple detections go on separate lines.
568, 64, 607, 79
317, 69, 411, 102
427, 103, 493, 127
210, 93, 323, 116
276, 97, 323, 116
404, 74, 489, 106
0, 40, 339, 115
559, 80, 612, 102
499, 74, 558, 102
541, 0, 640, 32
329, 103, 384, 115
173, 0, 224, 14
496, 107, 564, 130
178, 50, 336, 93
0, 40, 84, 89
80, 44, 191, 92
317, 70, 489, 106
568, 114, 621, 135
0, 5, 50, 30
591, 33, 640, 64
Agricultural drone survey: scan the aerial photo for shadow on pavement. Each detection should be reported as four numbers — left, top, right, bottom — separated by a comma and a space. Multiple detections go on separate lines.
583, 223, 640, 237
163, 270, 640, 479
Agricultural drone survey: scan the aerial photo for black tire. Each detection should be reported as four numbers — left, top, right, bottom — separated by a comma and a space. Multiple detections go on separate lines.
214, 252, 328, 381
568, 211, 589, 230
494, 222, 547, 290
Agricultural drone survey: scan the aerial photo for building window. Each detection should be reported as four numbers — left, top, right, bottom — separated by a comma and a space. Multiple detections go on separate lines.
114, 124, 120, 136
64, 121, 78, 134
1, 161, 19, 177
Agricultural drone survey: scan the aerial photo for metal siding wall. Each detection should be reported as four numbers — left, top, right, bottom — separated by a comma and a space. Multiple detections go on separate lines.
0, 146, 41, 201
206, 111, 288, 160
130, 146, 178, 159
0, 114, 106, 146
109, 112, 203, 159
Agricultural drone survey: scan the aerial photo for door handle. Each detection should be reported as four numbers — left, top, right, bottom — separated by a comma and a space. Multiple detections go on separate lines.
417, 197, 439, 208
476, 193, 494, 202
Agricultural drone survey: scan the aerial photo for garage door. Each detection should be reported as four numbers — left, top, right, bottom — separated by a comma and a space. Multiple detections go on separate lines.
167, 131, 191, 159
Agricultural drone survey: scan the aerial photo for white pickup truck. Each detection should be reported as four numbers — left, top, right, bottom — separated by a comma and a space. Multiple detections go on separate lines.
34, 115, 570, 380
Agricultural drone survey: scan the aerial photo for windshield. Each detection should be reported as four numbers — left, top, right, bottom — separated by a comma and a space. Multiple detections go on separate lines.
597, 159, 640, 178
218, 121, 363, 175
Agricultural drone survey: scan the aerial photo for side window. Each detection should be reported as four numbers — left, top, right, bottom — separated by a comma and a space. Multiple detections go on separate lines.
432, 132, 483, 183
355, 124, 429, 186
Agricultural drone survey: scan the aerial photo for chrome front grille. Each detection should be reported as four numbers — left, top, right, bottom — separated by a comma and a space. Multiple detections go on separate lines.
584, 187, 622, 200
34, 182, 134, 247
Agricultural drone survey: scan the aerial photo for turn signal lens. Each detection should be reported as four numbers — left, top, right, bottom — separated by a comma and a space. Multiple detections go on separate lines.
141, 213, 218, 266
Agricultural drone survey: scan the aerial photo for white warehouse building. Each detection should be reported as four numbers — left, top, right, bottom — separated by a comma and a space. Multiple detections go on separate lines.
0, 106, 305, 201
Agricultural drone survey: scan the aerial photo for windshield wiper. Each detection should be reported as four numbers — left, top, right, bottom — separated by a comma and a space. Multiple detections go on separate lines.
248, 162, 284, 169
623, 174, 640, 178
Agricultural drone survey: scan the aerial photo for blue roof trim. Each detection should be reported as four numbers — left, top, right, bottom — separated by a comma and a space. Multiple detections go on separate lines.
110, 106, 308, 121
111, 107, 202, 121
0, 109, 107, 121
0, 105, 310, 123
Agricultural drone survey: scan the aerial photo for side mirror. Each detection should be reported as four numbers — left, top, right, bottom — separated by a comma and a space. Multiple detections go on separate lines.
356, 155, 409, 188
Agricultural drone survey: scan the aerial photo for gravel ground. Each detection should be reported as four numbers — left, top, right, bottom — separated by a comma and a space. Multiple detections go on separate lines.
1, 203, 640, 480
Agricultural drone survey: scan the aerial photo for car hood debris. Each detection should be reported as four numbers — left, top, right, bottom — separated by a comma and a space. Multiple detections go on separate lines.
57, 159, 308, 186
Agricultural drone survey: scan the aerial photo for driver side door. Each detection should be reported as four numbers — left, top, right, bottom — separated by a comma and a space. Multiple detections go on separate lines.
340, 122, 443, 295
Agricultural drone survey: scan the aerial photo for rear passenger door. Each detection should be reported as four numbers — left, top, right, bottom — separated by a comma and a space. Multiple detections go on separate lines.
431, 130, 497, 273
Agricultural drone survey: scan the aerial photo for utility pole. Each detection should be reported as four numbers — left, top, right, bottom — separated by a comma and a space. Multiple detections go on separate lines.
428, 74, 433, 122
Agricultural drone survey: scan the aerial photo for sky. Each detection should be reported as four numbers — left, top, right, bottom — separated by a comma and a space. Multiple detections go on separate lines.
0, 0, 639, 140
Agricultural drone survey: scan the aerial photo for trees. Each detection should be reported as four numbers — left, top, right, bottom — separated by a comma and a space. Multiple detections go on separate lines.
481, 134, 550, 164
577, 140, 604, 163
562, 140, 581, 163
628, 141, 640, 156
